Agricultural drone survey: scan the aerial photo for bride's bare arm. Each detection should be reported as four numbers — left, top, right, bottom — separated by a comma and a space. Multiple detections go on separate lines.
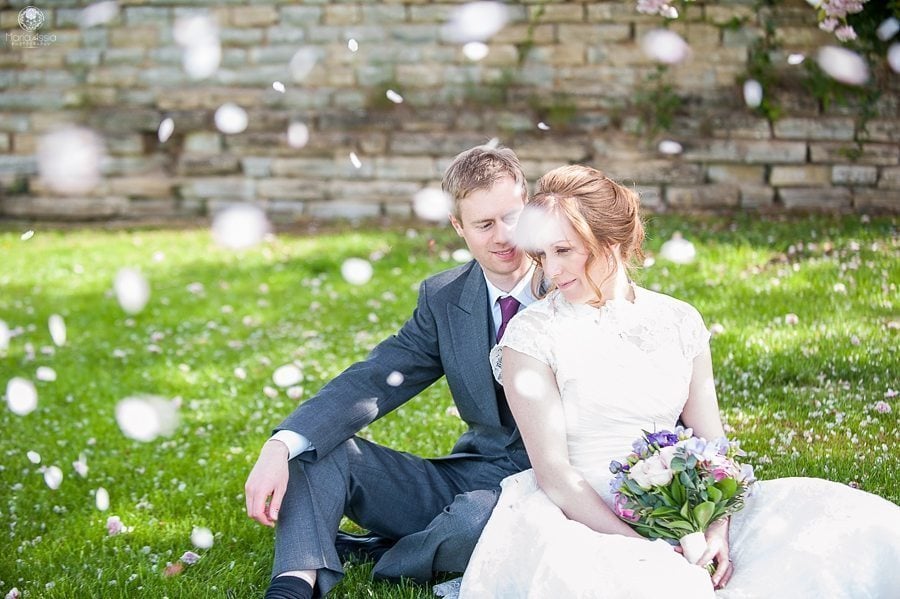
502, 347, 642, 538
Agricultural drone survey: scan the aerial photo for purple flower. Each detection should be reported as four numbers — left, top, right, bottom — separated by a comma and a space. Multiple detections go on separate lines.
610, 472, 626, 494
609, 460, 625, 474
180, 551, 201, 565
632, 438, 650, 457
646, 430, 679, 448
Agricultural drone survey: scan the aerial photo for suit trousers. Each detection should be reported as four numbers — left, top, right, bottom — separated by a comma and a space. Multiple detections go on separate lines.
272, 435, 526, 596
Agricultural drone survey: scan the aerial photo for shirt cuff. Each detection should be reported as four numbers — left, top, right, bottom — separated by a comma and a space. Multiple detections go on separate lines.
270, 430, 312, 460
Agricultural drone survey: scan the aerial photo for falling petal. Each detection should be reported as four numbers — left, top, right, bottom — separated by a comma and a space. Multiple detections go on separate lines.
37, 127, 105, 195
44, 465, 63, 490
889, 43, 900, 74
272, 81, 285, 93
106, 515, 124, 536
537, 121, 550, 131
191, 527, 214, 549
174, 15, 220, 79
158, 117, 175, 143
286, 386, 303, 400
657, 140, 683, 155
114, 268, 150, 314
349, 152, 362, 169
463, 41, 489, 61
347, 38, 359, 52
413, 188, 452, 222
386, 89, 403, 104
641, 29, 690, 64
833, 282, 847, 294
0, 320, 9, 352
234, 367, 247, 380
72, 453, 88, 477
114, 395, 180, 442
272, 364, 303, 387
263, 386, 278, 399
36, 366, 56, 382
784, 313, 800, 325
444, 1, 508, 43
287, 122, 310, 148
341, 258, 373, 286
452, 249, 472, 263
21, 230, 34, 241
289, 47, 319, 81
386, 371, 404, 387
214, 103, 248, 134
484, 137, 500, 149
211, 204, 271, 250
96, 487, 110, 511
643, 257, 656, 267
743, 79, 763, 108
877, 17, 899, 41
27, 450, 41, 464
80, 1, 118, 28
787, 53, 805, 65
48, 314, 66, 346
709, 323, 726, 336
816, 46, 869, 86
6, 377, 38, 416
512, 204, 557, 252
659, 232, 696, 264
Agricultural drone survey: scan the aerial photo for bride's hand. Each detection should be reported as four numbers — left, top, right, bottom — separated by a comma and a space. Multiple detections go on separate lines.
699, 518, 734, 589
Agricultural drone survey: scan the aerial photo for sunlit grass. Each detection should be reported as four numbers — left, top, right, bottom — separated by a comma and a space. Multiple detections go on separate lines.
1, 214, 896, 598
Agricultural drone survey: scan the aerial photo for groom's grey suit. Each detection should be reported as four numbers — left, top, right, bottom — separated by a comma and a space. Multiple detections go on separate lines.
272, 259, 531, 595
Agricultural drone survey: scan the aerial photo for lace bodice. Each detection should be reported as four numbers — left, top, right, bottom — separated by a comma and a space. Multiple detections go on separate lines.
490, 287, 710, 502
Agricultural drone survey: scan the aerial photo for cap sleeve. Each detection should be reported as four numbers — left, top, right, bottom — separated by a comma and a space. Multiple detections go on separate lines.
679, 303, 711, 361
489, 305, 554, 385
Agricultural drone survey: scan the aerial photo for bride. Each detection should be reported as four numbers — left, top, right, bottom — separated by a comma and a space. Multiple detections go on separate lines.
441, 165, 900, 598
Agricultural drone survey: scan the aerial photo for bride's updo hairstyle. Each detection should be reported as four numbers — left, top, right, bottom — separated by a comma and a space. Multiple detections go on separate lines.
530, 165, 645, 303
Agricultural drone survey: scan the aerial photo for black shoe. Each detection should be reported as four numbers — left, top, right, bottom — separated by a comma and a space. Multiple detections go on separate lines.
334, 530, 397, 565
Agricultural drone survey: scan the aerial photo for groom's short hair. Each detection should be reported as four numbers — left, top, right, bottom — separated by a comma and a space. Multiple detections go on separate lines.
442, 144, 528, 217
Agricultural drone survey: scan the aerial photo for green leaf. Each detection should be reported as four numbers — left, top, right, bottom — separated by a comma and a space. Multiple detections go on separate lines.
694, 501, 716, 530
680, 471, 697, 490
669, 456, 686, 472
625, 478, 646, 495
716, 477, 738, 499
707, 485, 723, 503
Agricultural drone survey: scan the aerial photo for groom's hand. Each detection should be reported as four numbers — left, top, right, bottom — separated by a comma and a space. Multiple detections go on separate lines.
245, 439, 290, 527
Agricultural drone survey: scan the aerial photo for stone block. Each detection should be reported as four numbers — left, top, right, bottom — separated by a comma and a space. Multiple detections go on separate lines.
493, 23, 555, 44
1, 196, 129, 220
105, 134, 144, 155
230, 6, 278, 27
180, 177, 255, 201
0, 113, 31, 133
863, 119, 900, 143
587, 3, 656, 23
241, 157, 273, 178
219, 27, 265, 47
769, 165, 831, 187
0, 133, 9, 153
374, 156, 437, 180
280, 6, 322, 26
394, 24, 440, 43
706, 4, 757, 24
109, 26, 158, 48
778, 187, 852, 210
832, 165, 878, 186
396, 64, 442, 87
666, 184, 740, 208
879, 167, 900, 189
706, 164, 765, 185
65, 48, 103, 66
809, 142, 899, 166
852, 188, 900, 211
533, 4, 583, 22
514, 139, 591, 162
330, 180, 421, 204
258, 178, 328, 201
183, 132, 222, 154
107, 176, 173, 198
722, 26, 764, 48
740, 185, 776, 208
683, 140, 807, 164
774, 117, 855, 141
306, 200, 381, 219
324, 4, 361, 25
271, 157, 340, 178
127, 198, 178, 217
634, 185, 663, 210
178, 154, 241, 176
364, 4, 406, 22
605, 160, 705, 186
266, 26, 306, 44
669, 22, 721, 48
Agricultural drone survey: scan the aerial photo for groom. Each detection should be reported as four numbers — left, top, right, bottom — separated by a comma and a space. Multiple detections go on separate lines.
244, 144, 537, 598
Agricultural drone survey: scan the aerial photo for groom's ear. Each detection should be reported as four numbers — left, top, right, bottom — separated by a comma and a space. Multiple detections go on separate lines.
449, 214, 464, 237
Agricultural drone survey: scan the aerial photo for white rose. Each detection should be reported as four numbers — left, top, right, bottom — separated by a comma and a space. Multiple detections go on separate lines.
659, 445, 678, 469
629, 454, 674, 490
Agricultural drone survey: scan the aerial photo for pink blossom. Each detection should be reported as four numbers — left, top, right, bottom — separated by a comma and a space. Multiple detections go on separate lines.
819, 18, 839, 32
835, 25, 858, 41
874, 401, 891, 414
614, 496, 638, 521
106, 515, 124, 536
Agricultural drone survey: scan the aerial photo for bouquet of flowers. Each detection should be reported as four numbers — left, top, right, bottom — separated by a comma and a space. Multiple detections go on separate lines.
609, 427, 756, 569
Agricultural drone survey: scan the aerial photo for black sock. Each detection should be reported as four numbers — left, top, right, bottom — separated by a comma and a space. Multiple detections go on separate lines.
264, 575, 313, 599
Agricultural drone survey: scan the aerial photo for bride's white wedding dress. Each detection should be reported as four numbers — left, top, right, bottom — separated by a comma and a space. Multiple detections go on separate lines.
439, 288, 900, 599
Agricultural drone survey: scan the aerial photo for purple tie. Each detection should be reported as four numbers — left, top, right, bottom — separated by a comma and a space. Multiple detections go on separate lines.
496, 296, 521, 342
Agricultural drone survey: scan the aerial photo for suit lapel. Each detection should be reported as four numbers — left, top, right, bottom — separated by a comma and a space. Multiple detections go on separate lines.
448, 263, 500, 424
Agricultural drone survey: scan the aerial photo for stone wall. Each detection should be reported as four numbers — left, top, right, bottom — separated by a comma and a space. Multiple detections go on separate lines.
1, 0, 898, 222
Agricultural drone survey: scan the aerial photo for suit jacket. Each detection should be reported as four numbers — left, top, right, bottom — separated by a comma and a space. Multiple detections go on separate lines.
276, 260, 526, 464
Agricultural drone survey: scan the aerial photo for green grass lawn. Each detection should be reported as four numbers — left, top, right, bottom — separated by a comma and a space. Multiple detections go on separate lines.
1, 214, 897, 598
